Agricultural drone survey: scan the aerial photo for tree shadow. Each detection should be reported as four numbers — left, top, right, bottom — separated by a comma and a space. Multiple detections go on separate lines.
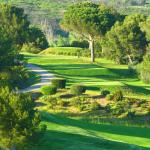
31, 130, 150, 150
41, 112, 150, 140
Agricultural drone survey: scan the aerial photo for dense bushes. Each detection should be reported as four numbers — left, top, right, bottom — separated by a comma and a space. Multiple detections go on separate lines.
51, 78, 66, 89
110, 90, 124, 101
137, 54, 150, 84
101, 90, 110, 97
40, 85, 57, 95
0, 66, 29, 89
40, 47, 83, 56
0, 87, 45, 150
70, 85, 86, 96
21, 43, 41, 54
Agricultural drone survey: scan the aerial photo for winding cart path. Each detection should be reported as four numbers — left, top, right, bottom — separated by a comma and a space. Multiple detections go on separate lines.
20, 64, 54, 93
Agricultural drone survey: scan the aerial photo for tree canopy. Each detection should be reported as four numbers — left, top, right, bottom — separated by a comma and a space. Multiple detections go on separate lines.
0, 4, 30, 67
61, 2, 120, 62
102, 14, 147, 64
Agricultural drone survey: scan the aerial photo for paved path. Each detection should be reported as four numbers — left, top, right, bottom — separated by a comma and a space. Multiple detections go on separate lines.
20, 64, 54, 93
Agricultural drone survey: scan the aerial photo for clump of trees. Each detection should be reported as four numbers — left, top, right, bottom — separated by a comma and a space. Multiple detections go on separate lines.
61, 2, 120, 62
0, 4, 49, 89
102, 14, 147, 64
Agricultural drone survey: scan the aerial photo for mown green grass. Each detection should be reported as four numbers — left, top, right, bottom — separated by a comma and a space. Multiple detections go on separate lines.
25, 54, 150, 99
28, 113, 150, 150
24, 53, 150, 150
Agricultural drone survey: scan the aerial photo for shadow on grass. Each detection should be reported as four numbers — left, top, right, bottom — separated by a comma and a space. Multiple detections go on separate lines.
42, 112, 150, 140
124, 84, 150, 95
30, 130, 150, 150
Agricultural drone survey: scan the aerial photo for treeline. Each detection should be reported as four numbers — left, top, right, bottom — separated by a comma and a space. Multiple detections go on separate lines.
61, 2, 150, 83
0, 4, 48, 89
0, 4, 48, 150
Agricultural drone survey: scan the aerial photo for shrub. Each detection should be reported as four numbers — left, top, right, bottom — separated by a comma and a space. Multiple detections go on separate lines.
40, 85, 57, 95
21, 43, 41, 54
70, 85, 86, 96
90, 101, 100, 111
112, 90, 123, 101
106, 94, 113, 101
51, 78, 66, 89
101, 90, 110, 97
137, 54, 150, 84
70, 97, 86, 111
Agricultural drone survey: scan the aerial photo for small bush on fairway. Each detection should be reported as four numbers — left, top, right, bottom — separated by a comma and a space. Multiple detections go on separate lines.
101, 90, 110, 97
90, 101, 100, 111
40, 85, 57, 95
70, 85, 86, 96
112, 90, 124, 101
52, 78, 66, 89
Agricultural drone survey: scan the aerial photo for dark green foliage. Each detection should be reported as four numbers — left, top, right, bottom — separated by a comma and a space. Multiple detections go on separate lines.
21, 43, 41, 54
61, 2, 119, 62
90, 101, 100, 111
0, 66, 29, 89
27, 26, 49, 50
102, 14, 147, 64
101, 90, 110, 97
111, 90, 124, 101
137, 54, 150, 84
40, 85, 57, 95
70, 85, 86, 96
0, 87, 45, 150
0, 4, 30, 66
51, 78, 67, 89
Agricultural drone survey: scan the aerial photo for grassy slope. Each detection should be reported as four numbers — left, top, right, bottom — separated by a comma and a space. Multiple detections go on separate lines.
29, 113, 150, 150
25, 53, 150, 150
26, 54, 150, 99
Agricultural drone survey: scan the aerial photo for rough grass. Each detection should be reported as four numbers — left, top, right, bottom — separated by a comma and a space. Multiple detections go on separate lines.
25, 54, 150, 99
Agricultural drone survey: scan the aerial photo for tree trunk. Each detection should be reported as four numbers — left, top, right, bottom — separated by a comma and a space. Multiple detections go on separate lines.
89, 35, 95, 63
127, 54, 133, 64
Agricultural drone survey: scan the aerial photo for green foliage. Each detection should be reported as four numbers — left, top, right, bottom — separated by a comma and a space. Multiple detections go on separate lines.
0, 66, 29, 89
100, 90, 110, 97
40, 85, 57, 95
0, 4, 30, 66
90, 101, 100, 111
51, 78, 67, 89
61, 2, 120, 62
70, 85, 86, 96
103, 14, 147, 64
27, 26, 49, 50
21, 43, 41, 54
40, 47, 83, 56
111, 90, 124, 101
137, 54, 150, 83
0, 87, 45, 150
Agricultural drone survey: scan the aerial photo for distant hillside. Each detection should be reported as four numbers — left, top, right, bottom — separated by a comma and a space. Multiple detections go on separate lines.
0, 0, 150, 39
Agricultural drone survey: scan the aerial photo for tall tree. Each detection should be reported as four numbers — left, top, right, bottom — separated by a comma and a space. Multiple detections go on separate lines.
0, 4, 30, 66
102, 14, 147, 64
61, 2, 119, 62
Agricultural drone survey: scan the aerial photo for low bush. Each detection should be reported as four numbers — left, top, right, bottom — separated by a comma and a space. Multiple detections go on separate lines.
106, 94, 113, 101
51, 78, 66, 89
40, 85, 57, 95
137, 54, 150, 84
70, 97, 86, 111
21, 43, 41, 54
101, 90, 110, 97
90, 101, 100, 111
70, 85, 86, 96
111, 90, 124, 101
